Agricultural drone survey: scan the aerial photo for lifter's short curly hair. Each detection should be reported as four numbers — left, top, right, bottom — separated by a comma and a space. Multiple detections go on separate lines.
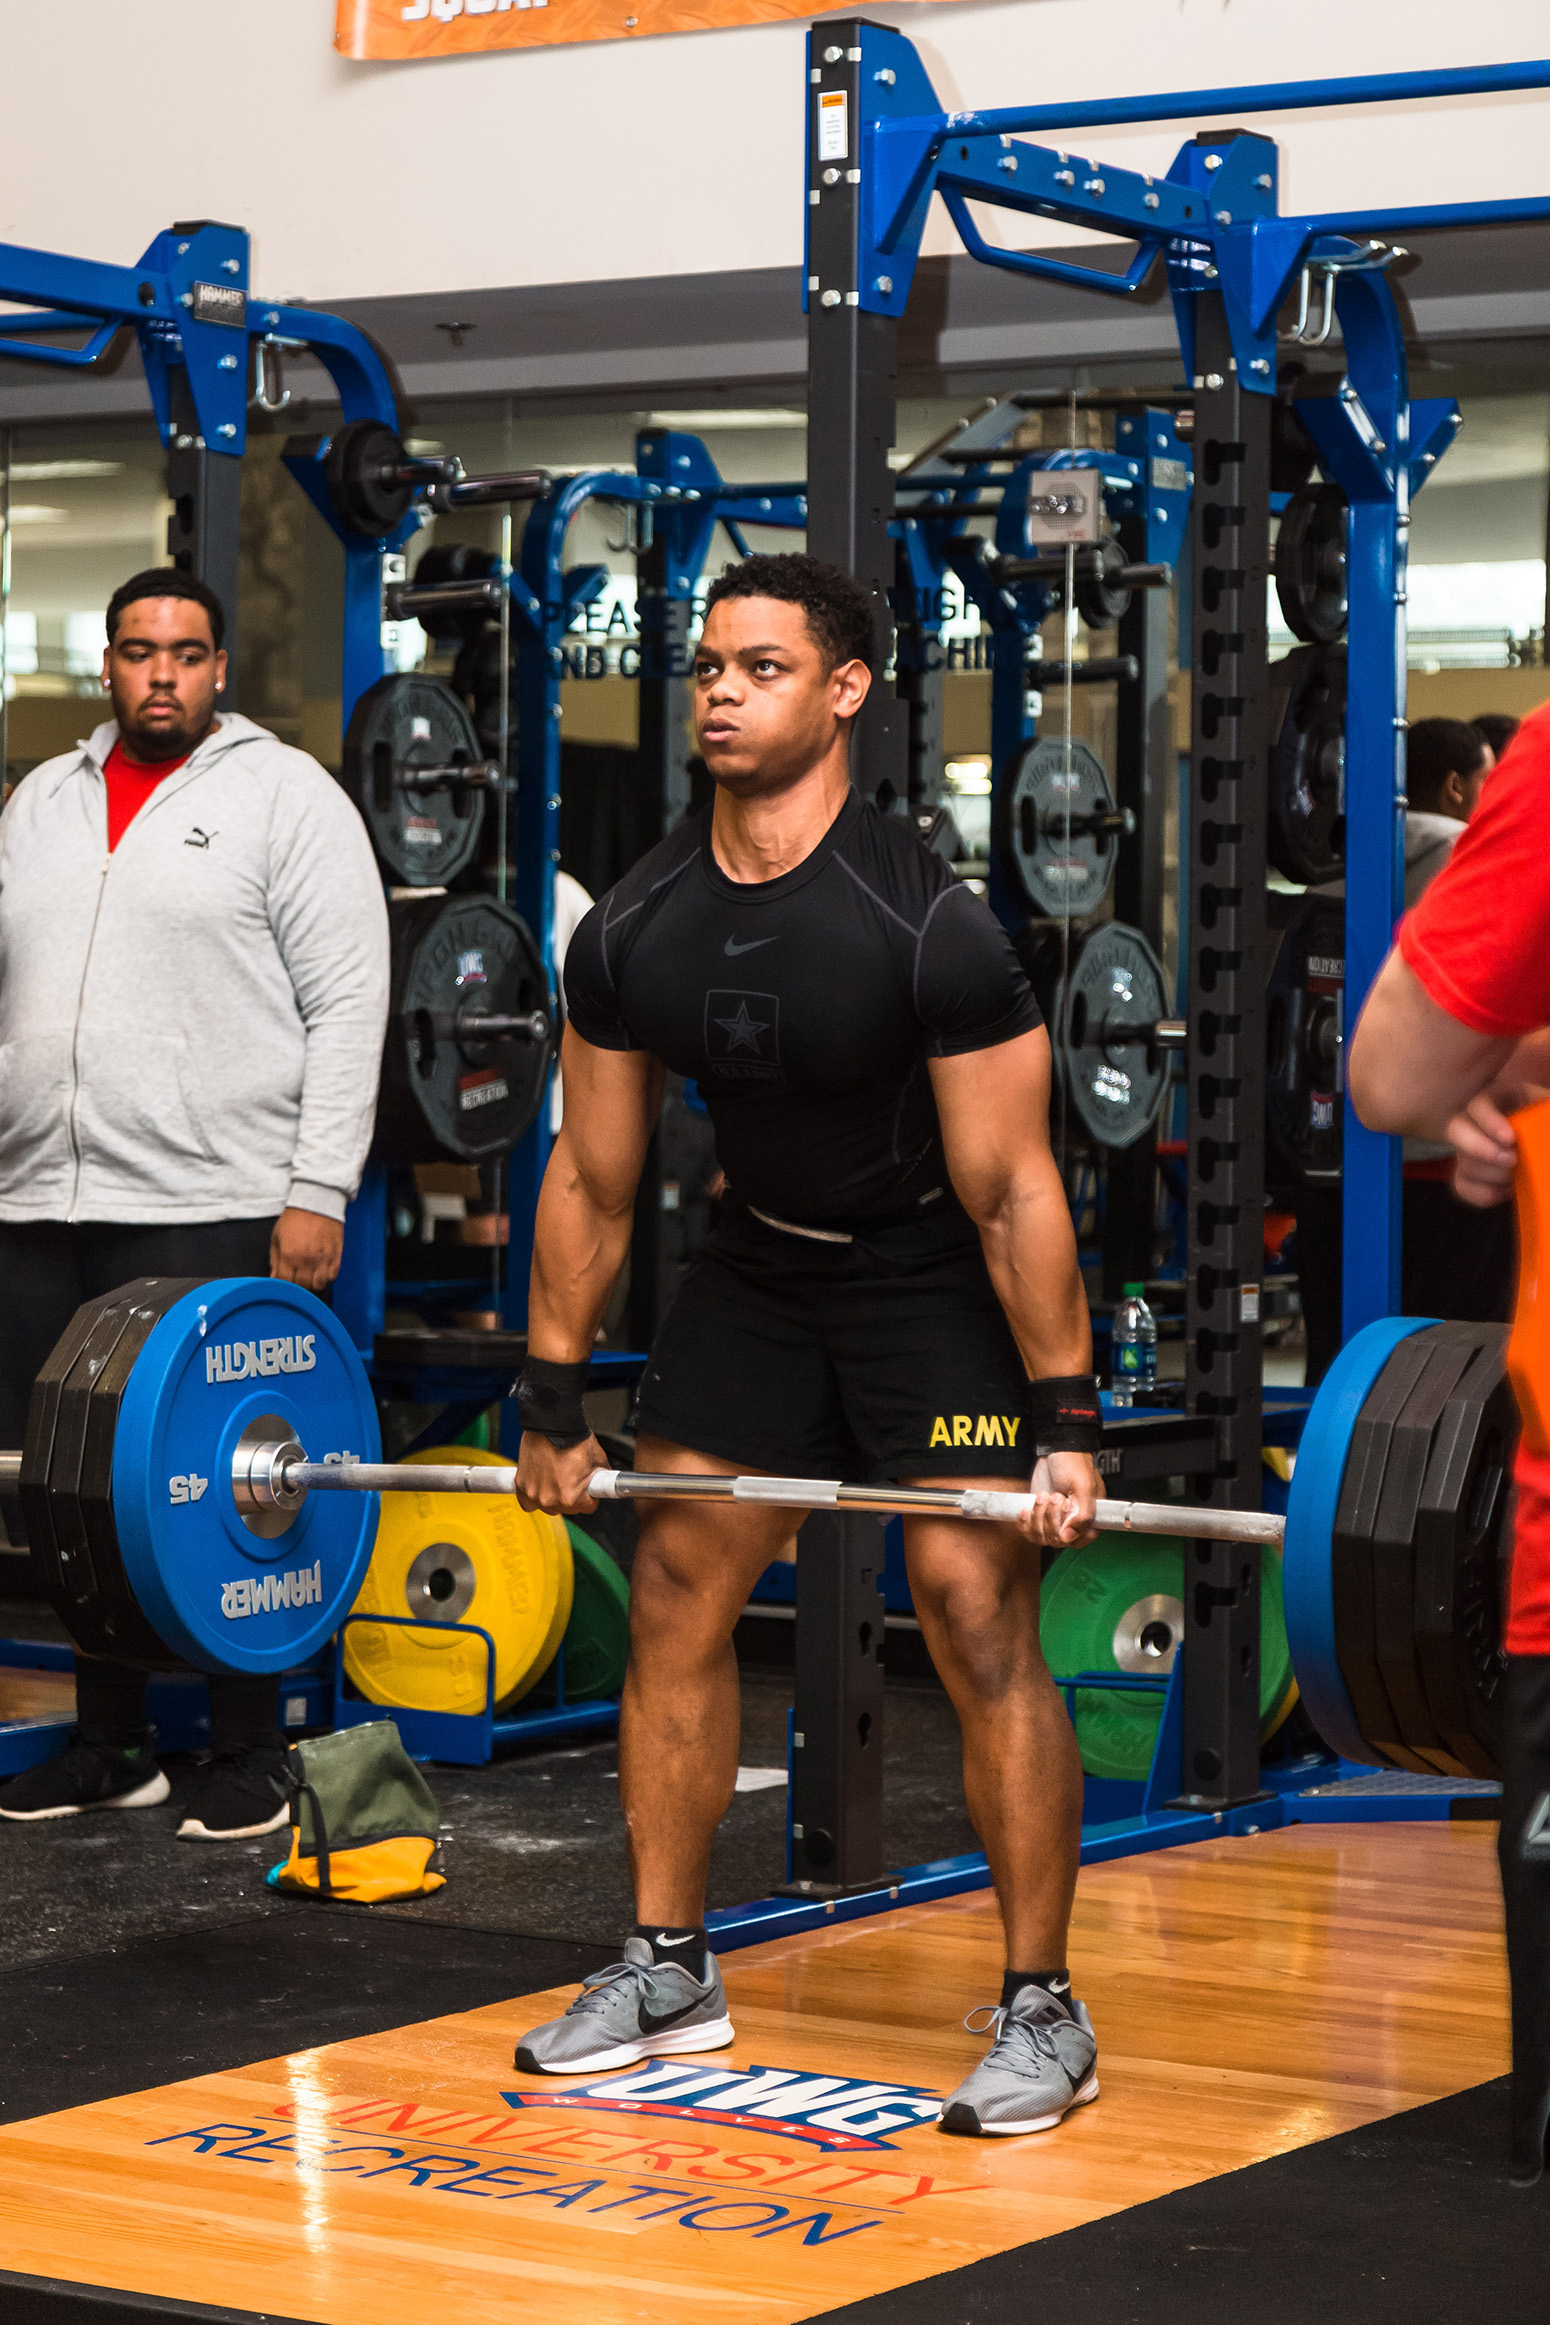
703, 552, 876, 672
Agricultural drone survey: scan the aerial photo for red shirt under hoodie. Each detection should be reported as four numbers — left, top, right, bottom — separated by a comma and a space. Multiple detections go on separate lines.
101, 738, 193, 852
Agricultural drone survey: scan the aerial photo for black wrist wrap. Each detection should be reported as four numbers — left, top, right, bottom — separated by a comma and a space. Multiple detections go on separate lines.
1029, 1374, 1103, 1458
513, 1356, 591, 1448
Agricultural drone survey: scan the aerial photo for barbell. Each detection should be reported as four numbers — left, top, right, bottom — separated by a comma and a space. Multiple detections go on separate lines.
12, 1269, 1518, 1781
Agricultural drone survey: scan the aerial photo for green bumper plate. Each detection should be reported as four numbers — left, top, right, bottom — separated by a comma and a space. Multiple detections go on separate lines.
528, 1522, 631, 1705
1040, 1532, 1295, 1782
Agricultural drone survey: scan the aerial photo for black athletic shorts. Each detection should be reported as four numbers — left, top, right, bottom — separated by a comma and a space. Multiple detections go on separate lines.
635, 1202, 1031, 1483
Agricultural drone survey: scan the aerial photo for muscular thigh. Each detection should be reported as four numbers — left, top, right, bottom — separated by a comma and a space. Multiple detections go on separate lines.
900, 1476, 1044, 1650
629, 1432, 804, 1646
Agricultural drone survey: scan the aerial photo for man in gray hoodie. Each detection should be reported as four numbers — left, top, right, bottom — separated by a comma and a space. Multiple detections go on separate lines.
0, 569, 388, 1839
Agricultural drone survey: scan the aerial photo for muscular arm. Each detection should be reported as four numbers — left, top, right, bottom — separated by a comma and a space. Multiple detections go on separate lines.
1347, 952, 1550, 1208
528, 1028, 664, 1359
929, 1026, 1097, 1544
518, 1029, 663, 1512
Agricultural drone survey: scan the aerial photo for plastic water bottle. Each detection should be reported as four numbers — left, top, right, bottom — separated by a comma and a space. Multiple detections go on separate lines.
1109, 1283, 1157, 1406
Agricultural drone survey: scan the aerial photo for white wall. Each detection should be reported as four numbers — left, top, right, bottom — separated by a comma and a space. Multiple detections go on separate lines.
3, 0, 1550, 300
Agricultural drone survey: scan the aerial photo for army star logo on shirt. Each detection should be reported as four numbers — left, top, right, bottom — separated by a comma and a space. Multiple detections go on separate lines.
704, 988, 782, 1073
715, 998, 770, 1053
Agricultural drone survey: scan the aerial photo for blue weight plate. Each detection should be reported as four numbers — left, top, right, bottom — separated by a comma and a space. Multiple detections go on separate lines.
110, 1278, 381, 1674
1283, 1314, 1435, 1766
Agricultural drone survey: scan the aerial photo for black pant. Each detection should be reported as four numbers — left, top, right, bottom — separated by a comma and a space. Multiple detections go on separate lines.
1294, 1178, 1516, 1387
0, 1216, 282, 1750
1499, 1656, 1550, 2182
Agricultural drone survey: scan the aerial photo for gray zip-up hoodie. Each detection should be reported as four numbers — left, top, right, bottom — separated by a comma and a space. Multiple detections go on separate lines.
0, 714, 389, 1224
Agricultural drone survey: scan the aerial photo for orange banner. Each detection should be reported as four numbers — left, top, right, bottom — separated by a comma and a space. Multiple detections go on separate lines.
335, 0, 860, 57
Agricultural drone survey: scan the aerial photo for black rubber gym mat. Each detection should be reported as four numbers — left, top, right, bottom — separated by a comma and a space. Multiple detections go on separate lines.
0, 1911, 611, 2124
804, 2075, 1547, 2325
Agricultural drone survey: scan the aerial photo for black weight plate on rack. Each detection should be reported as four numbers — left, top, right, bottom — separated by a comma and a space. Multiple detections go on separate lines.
1330, 1329, 1444, 1773
1275, 481, 1348, 645
1269, 645, 1346, 886
77, 1277, 209, 1668
1414, 1329, 1516, 1779
1369, 1323, 1490, 1775
376, 893, 555, 1166
1266, 892, 1344, 1186
342, 674, 486, 888
22, 1281, 197, 1664
19, 1295, 114, 1619
325, 417, 415, 539
1073, 535, 1134, 629
1053, 921, 1171, 1151
996, 736, 1120, 922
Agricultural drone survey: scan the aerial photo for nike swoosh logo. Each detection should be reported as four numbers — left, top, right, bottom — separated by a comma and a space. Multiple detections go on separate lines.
638, 1994, 707, 2036
724, 935, 774, 957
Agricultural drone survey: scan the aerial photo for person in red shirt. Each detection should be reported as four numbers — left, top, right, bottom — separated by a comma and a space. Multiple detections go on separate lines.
1350, 697, 1550, 2186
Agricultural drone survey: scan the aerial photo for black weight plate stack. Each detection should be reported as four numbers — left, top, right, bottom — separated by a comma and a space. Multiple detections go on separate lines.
1370, 1325, 1488, 1776
1275, 481, 1348, 645
1073, 535, 1134, 629
1052, 922, 1170, 1151
1266, 892, 1343, 1186
342, 674, 487, 888
1268, 645, 1346, 886
325, 417, 415, 539
412, 545, 502, 642
1330, 1328, 1442, 1772
1414, 1328, 1516, 1778
21, 1278, 205, 1666
996, 736, 1120, 922
376, 893, 555, 1165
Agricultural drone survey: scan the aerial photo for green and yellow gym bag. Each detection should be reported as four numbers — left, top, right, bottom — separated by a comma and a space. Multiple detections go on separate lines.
268, 1720, 446, 1903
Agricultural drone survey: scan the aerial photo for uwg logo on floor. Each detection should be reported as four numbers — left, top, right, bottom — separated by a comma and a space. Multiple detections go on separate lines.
502, 2061, 941, 2151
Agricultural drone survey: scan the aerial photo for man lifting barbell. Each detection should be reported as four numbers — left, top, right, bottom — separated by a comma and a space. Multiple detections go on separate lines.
1350, 694, 1550, 2185
0, 569, 389, 1841
509, 551, 1105, 2139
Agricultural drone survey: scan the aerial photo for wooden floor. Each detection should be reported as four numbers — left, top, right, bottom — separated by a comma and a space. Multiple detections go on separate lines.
0, 1667, 73, 1722
0, 1824, 1509, 2325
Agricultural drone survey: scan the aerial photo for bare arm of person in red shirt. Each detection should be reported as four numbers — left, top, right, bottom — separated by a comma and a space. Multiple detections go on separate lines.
1349, 705, 1550, 1211
1349, 960, 1550, 1207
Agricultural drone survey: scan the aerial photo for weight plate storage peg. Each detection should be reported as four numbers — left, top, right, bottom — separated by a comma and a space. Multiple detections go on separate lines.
1266, 892, 1344, 1187
342, 673, 488, 888
997, 736, 1125, 921
1268, 645, 1346, 886
1052, 922, 1173, 1150
22, 1278, 381, 1675
376, 893, 555, 1165
345, 1447, 574, 1715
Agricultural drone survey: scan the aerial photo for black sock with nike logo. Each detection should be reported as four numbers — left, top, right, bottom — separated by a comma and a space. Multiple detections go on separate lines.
1002, 1968, 1072, 2016
638, 1923, 709, 1975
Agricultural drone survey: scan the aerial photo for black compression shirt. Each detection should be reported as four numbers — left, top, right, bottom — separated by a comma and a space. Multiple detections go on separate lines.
563, 790, 1041, 1227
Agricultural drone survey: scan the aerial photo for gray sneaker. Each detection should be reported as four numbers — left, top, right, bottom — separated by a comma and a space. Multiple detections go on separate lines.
514, 1936, 734, 2075
939, 1986, 1099, 2136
